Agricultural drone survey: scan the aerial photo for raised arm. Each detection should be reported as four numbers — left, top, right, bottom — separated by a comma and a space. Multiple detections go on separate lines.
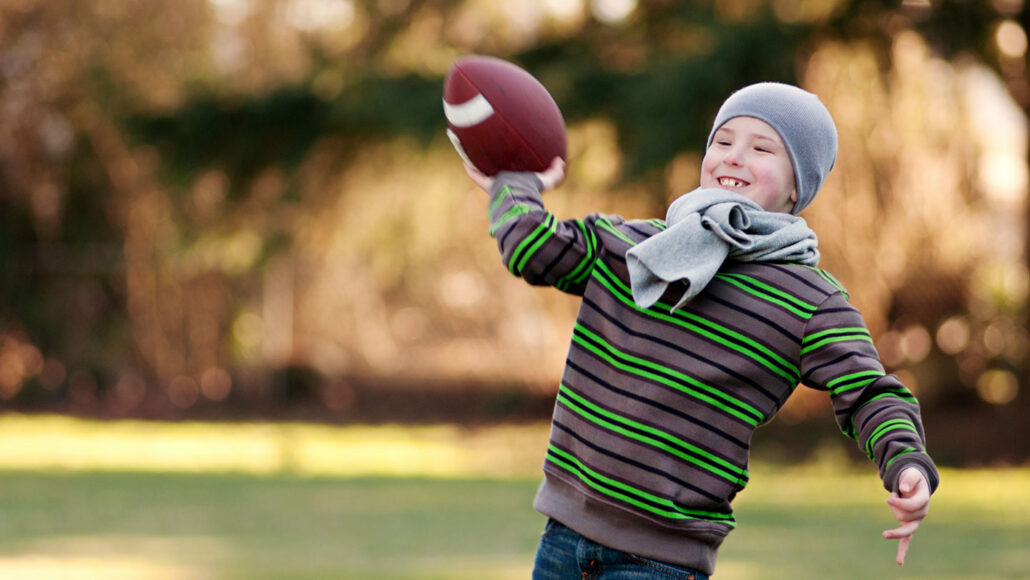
466, 159, 600, 294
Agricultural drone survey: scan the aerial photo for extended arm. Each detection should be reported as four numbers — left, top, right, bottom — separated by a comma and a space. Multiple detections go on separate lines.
800, 292, 938, 565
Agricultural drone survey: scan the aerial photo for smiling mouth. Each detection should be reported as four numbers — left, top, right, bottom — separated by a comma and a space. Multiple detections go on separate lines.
718, 177, 748, 189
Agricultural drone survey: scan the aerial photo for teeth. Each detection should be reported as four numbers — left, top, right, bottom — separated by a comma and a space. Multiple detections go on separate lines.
719, 177, 746, 188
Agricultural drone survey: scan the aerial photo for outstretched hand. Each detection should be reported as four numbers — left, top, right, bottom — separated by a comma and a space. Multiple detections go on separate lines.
882, 467, 931, 566
464, 157, 566, 193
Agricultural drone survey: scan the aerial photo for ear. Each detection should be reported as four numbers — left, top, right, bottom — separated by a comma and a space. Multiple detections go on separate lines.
790, 190, 798, 203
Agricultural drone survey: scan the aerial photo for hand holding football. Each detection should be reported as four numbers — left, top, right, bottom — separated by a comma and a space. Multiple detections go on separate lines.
443, 55, 567, 176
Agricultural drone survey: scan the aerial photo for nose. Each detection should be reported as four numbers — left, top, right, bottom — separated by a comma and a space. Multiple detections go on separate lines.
721, 145, 743, 166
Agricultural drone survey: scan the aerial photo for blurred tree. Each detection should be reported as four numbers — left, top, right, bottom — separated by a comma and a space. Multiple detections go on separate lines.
0, 0, 1026, 449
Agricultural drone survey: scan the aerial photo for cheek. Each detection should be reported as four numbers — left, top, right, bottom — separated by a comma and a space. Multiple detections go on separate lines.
698, 156, 716, 185
756, 161, 793, 189
700, 152, 713, 171
775, 160, 796, 191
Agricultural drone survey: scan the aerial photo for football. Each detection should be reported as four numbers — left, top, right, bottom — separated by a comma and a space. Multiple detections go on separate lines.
443, 55, 567, 176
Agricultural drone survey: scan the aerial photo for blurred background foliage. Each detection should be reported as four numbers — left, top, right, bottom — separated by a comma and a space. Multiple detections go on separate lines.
1, 0, 1029, 465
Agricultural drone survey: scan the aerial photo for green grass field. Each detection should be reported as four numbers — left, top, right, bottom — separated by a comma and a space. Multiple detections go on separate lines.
0, 414, 1026, 579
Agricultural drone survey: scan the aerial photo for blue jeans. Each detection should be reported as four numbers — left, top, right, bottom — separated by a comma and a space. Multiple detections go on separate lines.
532, 519, 708, 580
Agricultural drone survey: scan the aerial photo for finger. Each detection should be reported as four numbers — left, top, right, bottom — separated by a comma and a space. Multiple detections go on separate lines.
888, 482, 930, 507
898, 476, 913, 496
882, 519, 920, 539
897, 467, 927, 497
895, 535, 911, 566
888, 486, 927, 502
887, 494, 925, 512
887, 494, 930, 518
464, 164, 494, 190
899, 470, 923, 495
537, 157, 566, 190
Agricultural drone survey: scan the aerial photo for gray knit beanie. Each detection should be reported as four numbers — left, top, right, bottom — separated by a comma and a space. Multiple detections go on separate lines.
706, 82, 838, 215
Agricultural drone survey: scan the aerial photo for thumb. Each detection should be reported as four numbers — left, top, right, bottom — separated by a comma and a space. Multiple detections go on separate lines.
536, 157, 566, 190
896, 467, 924, 497
899, 477, 913, 495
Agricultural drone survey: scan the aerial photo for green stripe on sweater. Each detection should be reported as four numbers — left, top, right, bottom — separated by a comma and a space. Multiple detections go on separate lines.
556, 220, 598, 291
545, 444, 736, 524
596, 217, 636, 245
800, 327, 873, 355
593, 262, 800, 384
826, 369, 885, 395
715, 273, 817, 319
508, 214, 556, 275
572, 325, 764, 426
865, 418, 919, 460
558, 385, 749, 484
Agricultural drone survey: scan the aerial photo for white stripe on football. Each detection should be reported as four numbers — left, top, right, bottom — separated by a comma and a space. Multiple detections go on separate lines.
443, 94, 495, 128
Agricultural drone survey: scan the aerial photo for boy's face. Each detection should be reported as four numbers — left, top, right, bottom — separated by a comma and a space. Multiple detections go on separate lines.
700, 116, 798, 213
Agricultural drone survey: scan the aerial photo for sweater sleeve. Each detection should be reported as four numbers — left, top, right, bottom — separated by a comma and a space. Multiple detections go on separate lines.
486, 171, 599, 295
799, 291, 940, 495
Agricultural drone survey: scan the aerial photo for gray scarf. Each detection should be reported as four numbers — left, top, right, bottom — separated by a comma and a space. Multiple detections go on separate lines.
626, 188, 820, 312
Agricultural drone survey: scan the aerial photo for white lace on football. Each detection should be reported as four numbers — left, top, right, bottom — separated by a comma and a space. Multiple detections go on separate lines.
443, 94, 494, 128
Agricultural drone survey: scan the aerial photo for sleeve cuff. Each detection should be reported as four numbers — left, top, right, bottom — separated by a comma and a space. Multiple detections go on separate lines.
886, 454, 939, 496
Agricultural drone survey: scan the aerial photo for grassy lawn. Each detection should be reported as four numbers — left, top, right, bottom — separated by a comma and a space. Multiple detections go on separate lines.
0, 414, 1026, 579
722, 462, 1030, 579
0, 471, 543, 579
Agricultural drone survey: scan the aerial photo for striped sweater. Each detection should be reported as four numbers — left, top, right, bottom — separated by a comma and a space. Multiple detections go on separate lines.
487, 173, 939, 575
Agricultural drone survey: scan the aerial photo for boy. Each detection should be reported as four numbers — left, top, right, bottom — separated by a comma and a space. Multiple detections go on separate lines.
464, 82, 937, 579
